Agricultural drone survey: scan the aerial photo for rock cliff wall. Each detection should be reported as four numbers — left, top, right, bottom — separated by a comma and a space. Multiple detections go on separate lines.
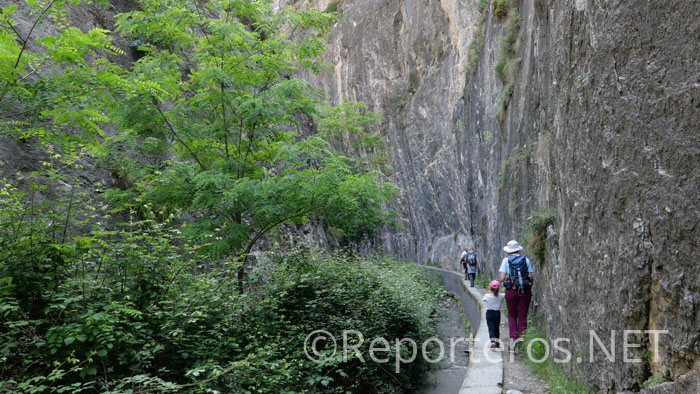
300, 0, 700, 391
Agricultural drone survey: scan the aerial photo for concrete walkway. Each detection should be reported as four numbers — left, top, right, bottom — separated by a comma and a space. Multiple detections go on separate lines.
458, 277, 504, 394
473, 286, 547, 394
422, 266, 503, 393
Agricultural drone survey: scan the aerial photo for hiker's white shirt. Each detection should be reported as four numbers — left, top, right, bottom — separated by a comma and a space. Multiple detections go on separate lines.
461, 252, 478, 273
498, 254, 534, 273
482, 293, 505, 311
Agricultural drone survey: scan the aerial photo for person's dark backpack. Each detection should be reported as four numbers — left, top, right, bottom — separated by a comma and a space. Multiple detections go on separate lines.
466, 252, 477, 267
503, 254, 530, 290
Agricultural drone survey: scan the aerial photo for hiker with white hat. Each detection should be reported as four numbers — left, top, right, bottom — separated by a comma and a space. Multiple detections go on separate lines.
499, 240, 534, 348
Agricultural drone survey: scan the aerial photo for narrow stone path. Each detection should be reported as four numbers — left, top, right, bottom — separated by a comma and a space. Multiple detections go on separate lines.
473, 284, 547, 394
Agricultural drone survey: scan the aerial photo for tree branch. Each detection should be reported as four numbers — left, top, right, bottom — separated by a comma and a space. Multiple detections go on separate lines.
152, 98, 207, 172
0, 8, 25, 43
0, 0, 57, 102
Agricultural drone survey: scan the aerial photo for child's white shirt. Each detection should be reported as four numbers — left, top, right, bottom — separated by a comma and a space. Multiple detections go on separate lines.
482, 293, 505, 311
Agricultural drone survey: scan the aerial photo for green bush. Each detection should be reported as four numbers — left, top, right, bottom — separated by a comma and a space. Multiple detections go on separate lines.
523, 208, 557, 262
0, 182, 442, 394
0, 181, 240, 392
493, 0, 509, 18
643, 375, 668, 388
467, 28, 484, 69
228, 253, 443, 393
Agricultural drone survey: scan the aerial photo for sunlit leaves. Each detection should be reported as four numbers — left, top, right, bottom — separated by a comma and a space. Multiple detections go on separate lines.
109, 0, 396, 257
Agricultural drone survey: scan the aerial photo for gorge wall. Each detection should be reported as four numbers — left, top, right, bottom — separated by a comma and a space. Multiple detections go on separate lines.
300, 0, 700, 392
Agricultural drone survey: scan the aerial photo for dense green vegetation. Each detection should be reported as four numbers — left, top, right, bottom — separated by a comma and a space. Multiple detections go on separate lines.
0, 187, 442, 392
0, 0, 440, 392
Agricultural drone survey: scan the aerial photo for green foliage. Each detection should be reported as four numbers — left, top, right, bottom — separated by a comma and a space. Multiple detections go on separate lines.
471, 276, 485, 288
226, 253, 443, 393
318, 100, 389, 171
478, 0, 490, 13
106, 0, 396, 265
467, 27, 484, 69
325, 0, 342, 14
492, 0, 509, 18
576, 74, 586, 89
0, 183, 442, 393
1, 0, 411, 392
643, 375, 668, 388
408, 69, 420, 93
450, 293, 472, 332
493, 4, 521, 121
0, 180, 204, 393
395, 98, 409, 109
494, 17, 521, 84
0, 0, 125, 160
523, 208, 557, 262
519, 324, 593, 393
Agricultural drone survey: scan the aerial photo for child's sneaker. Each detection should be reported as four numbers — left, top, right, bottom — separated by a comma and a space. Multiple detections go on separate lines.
490, 342, 499, 349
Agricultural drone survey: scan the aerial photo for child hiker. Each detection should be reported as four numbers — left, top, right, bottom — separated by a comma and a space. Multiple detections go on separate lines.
482, 280, 505, 349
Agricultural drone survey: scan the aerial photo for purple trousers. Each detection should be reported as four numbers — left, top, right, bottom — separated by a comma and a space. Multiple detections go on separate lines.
505, 286, 532, 340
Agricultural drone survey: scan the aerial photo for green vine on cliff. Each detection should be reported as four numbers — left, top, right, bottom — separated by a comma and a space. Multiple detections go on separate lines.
493, 4, 521, 121
522, 208, 557, 262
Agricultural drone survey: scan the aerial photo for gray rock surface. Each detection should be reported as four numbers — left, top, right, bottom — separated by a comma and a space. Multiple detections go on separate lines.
299, 0, 700, 392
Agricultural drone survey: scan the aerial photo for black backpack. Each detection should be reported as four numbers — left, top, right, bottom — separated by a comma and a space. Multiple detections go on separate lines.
466, 252, 477, 266
504, 254, 530, 290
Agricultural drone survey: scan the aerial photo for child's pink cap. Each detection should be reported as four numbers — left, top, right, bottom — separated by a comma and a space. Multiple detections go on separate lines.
489, 280, 500, 289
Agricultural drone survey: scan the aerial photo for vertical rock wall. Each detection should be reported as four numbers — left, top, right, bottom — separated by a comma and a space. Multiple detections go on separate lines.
298, 0, 482, 266
301, 0, 700, 391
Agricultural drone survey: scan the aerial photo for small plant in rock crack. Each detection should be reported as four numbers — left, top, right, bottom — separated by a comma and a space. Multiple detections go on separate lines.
576, 74, 586, 89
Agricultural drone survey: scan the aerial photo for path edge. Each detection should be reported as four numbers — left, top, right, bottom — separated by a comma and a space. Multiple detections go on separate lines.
459, 278, 504, 394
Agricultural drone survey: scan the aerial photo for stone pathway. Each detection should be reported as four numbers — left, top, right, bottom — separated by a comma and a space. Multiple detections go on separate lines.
473, 284, 547, 394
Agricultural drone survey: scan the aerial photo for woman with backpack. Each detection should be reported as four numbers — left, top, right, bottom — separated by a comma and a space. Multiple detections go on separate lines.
499, 240, 534, 348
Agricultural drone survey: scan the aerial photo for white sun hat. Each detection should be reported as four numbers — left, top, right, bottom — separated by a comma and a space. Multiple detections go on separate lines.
503, 240, 523, 253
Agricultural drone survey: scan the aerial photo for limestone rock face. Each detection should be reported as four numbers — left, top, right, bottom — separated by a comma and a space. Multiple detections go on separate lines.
298, 0, 482, 265
300, 0, 700, 391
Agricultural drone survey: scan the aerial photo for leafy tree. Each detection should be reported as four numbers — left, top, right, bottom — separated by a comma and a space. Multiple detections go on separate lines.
318, 100, 390, 171
0, 0, 124, 159
107, 0, 397, 290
